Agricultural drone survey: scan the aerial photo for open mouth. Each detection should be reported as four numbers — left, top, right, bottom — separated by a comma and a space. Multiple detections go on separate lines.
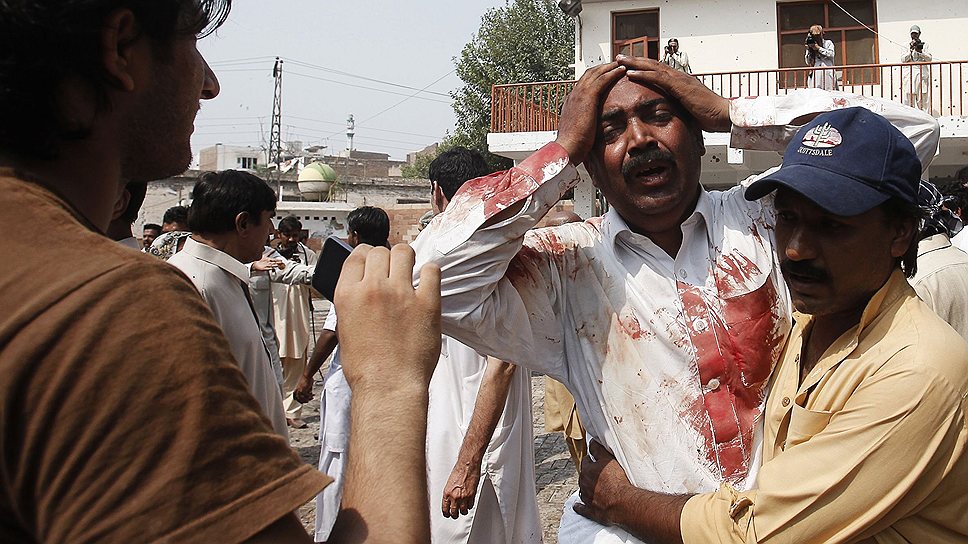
630, 161, 673, 185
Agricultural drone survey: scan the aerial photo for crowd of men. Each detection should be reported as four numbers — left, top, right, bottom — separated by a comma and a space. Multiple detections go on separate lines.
2, 0, 967, 543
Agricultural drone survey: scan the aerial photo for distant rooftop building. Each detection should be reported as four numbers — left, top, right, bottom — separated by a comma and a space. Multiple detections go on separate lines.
198, 144, 266, 172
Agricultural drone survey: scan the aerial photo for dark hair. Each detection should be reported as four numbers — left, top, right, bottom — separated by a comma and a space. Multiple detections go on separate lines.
939, 180, 968, 219
955, 166, 968, 185
143, 223, 162, 232
120, 181, 147, 223
428, 147, 490, 200
881, 197, 924, 278
277, 216, 303, 233
162, 205, 189, 226
0, 0, 231, 159
347, 206, 390, 247
187, 170, 276, 234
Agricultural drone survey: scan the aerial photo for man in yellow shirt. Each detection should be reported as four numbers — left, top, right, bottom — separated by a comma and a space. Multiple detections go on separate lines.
575, 107, 968, 543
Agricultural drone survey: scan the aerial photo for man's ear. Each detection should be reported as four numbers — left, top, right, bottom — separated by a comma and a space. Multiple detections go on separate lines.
432, 184, 449, 213
100, 8, 143, 92
235, 211, 250, 234
111, 186, 132, 221
890, 217, 918, 258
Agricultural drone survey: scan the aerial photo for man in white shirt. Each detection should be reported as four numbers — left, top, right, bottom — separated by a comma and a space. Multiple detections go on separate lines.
299, 206, 392, 542
169, 170, 289, 438
426, 148, 541, 544
805, 25, 837, 90
661, 39, 691, 75
271, 216, 319, 428
249, 245, 315, 386
411, 56, 938, 543
902, 25, 932, 112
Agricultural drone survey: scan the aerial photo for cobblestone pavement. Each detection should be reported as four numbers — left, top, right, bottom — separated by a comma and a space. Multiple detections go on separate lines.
289, 301, 578, 542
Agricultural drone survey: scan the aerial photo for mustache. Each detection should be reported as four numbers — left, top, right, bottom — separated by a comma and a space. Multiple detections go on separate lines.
780, 259, 829, 282
622, 148, 676, 180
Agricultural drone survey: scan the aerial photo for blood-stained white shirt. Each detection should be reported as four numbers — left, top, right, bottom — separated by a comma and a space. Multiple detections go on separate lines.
411, 89, 939, 543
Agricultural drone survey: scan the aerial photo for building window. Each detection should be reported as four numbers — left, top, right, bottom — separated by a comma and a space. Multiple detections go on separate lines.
777, 0, 878, 86
612, 10, 660, 61
237, 156, 258, 169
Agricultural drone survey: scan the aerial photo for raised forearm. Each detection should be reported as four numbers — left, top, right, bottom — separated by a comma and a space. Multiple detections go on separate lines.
331, 384, 431, 543
456, 358, 517, 465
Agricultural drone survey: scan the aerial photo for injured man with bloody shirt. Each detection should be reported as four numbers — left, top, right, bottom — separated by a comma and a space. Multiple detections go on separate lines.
410, 56, 939, 543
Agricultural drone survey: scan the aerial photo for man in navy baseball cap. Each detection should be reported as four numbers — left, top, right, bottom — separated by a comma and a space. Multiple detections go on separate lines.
568, 107, 968, 542
745, 107, 922, 215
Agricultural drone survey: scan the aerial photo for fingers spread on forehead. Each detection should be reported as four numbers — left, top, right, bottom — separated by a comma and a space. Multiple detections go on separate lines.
576, 62, 625, 89
615, 54, 668, 72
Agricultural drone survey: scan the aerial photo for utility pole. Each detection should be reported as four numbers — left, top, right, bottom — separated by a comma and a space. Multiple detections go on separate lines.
269, 57, 284, 202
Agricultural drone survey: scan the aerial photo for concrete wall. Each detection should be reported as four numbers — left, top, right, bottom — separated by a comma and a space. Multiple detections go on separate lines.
198, 144, 265, 171
576, 0, 968, 75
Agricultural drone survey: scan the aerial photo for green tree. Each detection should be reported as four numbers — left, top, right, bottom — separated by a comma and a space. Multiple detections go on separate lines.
452, 0, 574, 171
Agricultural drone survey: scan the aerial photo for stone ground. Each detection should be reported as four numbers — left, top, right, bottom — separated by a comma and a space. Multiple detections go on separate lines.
288, 301, 578, 542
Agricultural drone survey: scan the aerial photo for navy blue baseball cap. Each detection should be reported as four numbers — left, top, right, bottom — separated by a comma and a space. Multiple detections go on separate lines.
744, 107, 922, 216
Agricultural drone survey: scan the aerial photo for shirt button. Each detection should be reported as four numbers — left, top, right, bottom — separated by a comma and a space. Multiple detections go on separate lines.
679, 268, 688, 279
706, 378, 721, 391
782, 397, 791, 407
694, 318, 708, 332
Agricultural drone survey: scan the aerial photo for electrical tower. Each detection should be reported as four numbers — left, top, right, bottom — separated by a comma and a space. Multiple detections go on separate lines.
269, 57, 283, 200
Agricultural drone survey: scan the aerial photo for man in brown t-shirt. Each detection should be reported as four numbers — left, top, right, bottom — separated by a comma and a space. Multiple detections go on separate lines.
0, 1, 442, 541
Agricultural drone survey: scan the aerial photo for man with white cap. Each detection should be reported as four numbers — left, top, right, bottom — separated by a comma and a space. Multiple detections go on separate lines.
574, 107, 968, 543
902, 24, 933, 112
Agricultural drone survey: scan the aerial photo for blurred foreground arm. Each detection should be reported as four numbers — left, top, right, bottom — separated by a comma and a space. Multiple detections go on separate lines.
328, 244, 442, 543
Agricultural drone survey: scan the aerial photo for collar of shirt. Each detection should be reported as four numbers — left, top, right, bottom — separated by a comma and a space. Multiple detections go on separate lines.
601, 188, 714, 249
917, 233, 952, 257
181, 237, 250, 284
791, 268, 910, 391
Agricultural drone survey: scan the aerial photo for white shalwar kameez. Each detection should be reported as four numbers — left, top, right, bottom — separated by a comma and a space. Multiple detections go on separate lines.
410, 90, 938, 544
426, 337, 541, 544
313, 311, 543, 543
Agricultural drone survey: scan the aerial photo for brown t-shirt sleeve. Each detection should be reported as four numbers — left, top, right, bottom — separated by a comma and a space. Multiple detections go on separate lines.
0, 262, 330, 543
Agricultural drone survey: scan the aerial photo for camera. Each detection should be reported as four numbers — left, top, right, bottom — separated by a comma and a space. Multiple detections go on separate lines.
912, 38, 924, 52
805, 32, 816, 46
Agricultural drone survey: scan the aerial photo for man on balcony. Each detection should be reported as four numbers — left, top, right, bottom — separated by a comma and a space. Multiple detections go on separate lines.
805, 24, 838, 90
902, 24, 932, 113
411, 56, 938, 543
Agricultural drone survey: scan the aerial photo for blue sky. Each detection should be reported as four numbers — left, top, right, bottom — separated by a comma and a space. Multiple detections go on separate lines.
192, 1, 508, 162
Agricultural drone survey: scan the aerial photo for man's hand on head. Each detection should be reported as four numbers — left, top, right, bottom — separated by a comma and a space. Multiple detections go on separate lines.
556, 62, 627, 166
334, 244, 441, 395
615, 55, 731, 133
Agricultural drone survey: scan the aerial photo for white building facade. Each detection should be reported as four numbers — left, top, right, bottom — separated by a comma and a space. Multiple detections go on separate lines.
489, 0, 968, 215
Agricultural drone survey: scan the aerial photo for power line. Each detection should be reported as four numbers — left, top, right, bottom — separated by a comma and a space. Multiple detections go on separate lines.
283, 58, 452, 98
195, 116, 447, 140
286, 71, 452, 104
358, 69, 456, 125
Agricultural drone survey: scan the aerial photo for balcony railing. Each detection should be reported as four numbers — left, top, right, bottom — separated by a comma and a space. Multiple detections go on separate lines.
490, 60, 968, 133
